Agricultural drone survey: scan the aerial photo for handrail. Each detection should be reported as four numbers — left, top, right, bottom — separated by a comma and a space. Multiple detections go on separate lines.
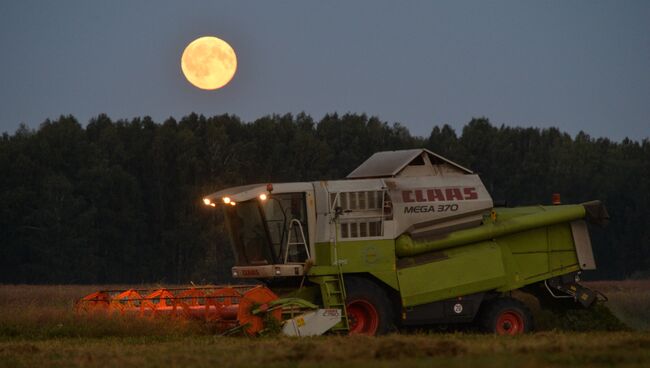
284, 219, 310, 263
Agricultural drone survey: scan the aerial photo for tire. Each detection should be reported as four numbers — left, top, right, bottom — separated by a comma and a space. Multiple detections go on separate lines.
345, 277, 395, 335
479, 297, 534, 335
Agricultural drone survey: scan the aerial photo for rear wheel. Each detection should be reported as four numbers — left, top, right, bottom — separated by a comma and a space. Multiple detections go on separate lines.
479, 297, 533, 335
345, 277, 394, 335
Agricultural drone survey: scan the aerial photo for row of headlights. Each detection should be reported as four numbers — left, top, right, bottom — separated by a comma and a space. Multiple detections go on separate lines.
202, 192, 268, 207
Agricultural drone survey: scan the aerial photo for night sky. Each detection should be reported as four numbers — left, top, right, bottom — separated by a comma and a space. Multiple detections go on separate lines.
1, 1, 648, 141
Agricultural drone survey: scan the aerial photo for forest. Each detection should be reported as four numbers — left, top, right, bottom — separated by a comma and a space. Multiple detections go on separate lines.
1, 113, 648, 283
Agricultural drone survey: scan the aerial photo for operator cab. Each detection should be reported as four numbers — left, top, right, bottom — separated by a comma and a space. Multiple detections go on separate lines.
203, 183, 315, 279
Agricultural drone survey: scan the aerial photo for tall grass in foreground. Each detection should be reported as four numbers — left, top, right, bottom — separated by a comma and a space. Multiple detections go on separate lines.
2, 332, 650, 368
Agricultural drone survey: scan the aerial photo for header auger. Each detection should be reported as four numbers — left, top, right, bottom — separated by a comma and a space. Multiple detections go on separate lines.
79, 149, 609, 336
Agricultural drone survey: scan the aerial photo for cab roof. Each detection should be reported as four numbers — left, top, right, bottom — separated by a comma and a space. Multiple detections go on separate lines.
346, 148, 472, 179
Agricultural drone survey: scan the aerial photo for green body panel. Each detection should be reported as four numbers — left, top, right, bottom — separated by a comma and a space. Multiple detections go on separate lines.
275, 284, 322, 304
310, 239, 399, 290
308, 204, 587, 309
395, 221, 582, 306
314, 242, 334, 266
395, 204, 585, 257
397, 241, 506, 306
492, 222, 580, 291
309, 276, 344, 306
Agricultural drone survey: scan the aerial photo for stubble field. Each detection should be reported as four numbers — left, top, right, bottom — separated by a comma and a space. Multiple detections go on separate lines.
0, 281, 649, 368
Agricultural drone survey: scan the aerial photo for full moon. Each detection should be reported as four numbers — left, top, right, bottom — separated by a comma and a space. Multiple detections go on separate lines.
181, 36, 237, 90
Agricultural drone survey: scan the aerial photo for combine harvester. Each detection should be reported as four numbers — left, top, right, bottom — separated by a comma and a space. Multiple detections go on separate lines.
78, 149, 609, 336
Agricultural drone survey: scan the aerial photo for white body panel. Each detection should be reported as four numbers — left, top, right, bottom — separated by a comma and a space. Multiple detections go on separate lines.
384, 175, 493, 236
281, 309, 342, 336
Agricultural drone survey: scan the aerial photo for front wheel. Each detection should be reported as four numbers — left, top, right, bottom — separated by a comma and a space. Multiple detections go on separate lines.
479, 297, 533, 335
345, 277, 394, 335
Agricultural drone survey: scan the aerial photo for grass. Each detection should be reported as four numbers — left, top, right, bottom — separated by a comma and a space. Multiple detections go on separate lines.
585, 280, 650, 331
3, 333, 650, 368
0, 285, 207, 339
0, 282, 649, 367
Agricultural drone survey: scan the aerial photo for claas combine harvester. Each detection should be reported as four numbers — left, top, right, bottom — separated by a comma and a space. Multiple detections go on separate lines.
78, 149, 609, 336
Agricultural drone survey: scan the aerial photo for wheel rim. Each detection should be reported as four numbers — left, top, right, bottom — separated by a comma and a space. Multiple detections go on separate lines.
496, 310, 524, 335
347, 299, 379, 335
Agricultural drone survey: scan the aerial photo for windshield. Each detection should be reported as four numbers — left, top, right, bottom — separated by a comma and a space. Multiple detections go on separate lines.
261, 193, 308, 261
224, 201, 275, 266
223, 192, 309, 266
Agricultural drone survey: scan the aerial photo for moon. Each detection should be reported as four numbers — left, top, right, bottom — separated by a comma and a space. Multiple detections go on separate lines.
181, 36, 237, 90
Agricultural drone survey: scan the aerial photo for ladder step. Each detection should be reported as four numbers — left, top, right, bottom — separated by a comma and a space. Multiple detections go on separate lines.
318, 273, 349, 332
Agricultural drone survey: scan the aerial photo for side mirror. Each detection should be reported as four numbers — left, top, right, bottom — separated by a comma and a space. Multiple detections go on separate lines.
330, 206, 343, 223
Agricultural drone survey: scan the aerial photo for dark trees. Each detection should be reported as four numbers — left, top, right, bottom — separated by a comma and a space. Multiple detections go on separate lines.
0, 114, 647, 283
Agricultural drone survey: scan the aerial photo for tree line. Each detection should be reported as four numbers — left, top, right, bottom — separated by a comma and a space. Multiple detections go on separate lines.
1, 113, 648, 283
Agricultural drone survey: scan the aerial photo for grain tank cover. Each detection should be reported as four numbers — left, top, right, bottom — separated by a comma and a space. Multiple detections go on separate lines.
346, 149, 473, 179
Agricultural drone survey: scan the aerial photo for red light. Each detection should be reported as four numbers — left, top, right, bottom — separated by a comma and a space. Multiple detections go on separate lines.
552, 193, 561, 205
266, 183, 273, 193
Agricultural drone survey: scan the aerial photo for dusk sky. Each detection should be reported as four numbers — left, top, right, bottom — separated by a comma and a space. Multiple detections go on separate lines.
1, 0, 648, 141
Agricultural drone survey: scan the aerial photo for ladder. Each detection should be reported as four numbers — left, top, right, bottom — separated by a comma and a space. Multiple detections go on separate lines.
319, 274, 349, 333
319, 192, 349, 333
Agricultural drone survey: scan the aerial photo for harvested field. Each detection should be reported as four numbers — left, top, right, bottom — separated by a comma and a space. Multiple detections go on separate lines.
0, 282, 648, 368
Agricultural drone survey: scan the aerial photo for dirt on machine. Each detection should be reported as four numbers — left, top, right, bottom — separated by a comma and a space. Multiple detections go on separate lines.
78, 149, 609, 336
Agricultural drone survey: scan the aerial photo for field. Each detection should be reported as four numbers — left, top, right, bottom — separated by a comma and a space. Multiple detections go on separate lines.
1, 282, 649, 368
